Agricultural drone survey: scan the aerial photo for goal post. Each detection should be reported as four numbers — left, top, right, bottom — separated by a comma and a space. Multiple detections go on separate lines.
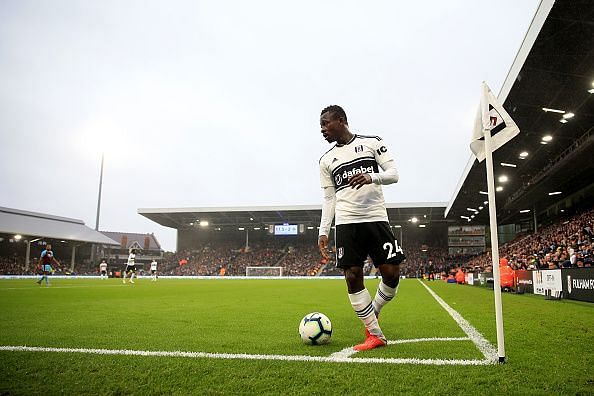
246, 266, 283, 277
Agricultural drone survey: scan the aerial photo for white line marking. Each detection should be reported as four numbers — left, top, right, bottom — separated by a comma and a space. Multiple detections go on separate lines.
389, 337, 470, 344
0, 285, 124, 290
418, 280, 498, 363
329, 346, 356, 359
0, 345, 491, 366
330, 337, 471, 359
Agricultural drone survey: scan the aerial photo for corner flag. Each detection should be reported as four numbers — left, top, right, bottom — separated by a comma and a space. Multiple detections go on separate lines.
469, 82, 521, 364
470, 82, 520, 162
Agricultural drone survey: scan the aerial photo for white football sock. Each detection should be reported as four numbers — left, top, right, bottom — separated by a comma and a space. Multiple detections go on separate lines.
373, 281, 398, 316
349, 289, 384, 340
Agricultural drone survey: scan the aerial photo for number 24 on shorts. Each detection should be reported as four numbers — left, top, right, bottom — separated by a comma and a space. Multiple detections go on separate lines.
383, 240, 403, 260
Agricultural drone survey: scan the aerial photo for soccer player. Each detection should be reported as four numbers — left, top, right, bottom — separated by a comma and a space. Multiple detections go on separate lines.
122, 249, 137, 284
149, 259, 158, 281
99, 259, 108, 280
37, 244, 60, 286
317, 105, 405, 351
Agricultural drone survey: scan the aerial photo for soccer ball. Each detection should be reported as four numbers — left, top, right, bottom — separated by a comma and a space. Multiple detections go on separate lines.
299, 312, 332, 345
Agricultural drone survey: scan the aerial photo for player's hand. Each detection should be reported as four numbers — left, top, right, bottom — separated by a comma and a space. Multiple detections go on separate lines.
348, 173, 372, 189
318, 235, 330, 260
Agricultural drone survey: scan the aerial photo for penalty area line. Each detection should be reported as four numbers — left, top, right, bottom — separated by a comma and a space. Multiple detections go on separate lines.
0, 345, 492, 366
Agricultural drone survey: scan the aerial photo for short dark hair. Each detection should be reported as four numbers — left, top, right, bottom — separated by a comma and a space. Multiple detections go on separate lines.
321, 105, 348, 125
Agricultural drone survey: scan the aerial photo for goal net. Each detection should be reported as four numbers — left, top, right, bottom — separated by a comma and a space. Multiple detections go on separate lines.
246, 266, 284, 277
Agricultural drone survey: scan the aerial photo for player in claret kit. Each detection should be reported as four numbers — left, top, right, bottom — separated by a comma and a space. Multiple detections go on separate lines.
37, 244, 60, 286
317, 105, 405, 351
122, 249, 137, 284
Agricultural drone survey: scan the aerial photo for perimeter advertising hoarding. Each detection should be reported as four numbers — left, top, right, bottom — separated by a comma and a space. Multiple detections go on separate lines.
532, 269, 562, 295
515, 270, 534, 294
465, 272, 474, 285
561, 268, 594, 303
478, 272, 494, 288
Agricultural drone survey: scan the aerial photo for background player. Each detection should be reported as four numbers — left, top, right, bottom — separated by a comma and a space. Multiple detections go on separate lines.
317, 105, 405, 351
122, 249, 137, 284
37, 243, 60, 286
150, 259, 158, 281
99, 259, 108, 280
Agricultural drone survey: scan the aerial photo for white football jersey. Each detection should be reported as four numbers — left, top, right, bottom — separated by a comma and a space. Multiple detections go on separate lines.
127, 253, 135, 265
99, 263, 107, 271
319, 134, 394, 226
150, 261, 157, 270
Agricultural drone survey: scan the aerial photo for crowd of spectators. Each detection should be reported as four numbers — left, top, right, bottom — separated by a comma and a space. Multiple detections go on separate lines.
159, 240, 323, 276
163, 244, 236, 276
281, 242, 325, 276
0, 255, 91, 275
466, 207, 594, 271
399, 242, 450, 278
0, 256, 27, 275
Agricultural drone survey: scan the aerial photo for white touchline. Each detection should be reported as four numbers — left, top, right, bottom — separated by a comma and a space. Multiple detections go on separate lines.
0, 285, 125, 291
418, 280, 498, 363
0, 345, 492, 366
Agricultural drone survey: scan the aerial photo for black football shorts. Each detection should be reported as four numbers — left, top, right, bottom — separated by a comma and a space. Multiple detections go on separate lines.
335, 221, 405, 268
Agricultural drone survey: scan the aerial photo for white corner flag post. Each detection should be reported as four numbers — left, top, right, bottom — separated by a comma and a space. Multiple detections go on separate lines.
470, 82, 520, 364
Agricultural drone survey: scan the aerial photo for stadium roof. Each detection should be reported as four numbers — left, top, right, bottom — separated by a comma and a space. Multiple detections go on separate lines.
100, 231, 162, 251
0, 207, 119, 245
138, 202, 450, 229
446, 0, 594, 225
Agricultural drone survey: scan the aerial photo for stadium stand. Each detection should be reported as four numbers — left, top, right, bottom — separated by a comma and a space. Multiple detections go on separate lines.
159, 240, 325, 277
466, 206, 594, 271
2, 205, 591, 277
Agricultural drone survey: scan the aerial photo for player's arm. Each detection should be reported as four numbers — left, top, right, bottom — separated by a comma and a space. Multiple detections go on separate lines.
318, 156, 336, 260
318, 186, 336, 260
371, 138, 398, 185
370, 159, 398, 185
351, 138, 398, 188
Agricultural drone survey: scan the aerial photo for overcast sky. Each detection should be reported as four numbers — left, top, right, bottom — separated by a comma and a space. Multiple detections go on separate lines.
0, 0, 540, 252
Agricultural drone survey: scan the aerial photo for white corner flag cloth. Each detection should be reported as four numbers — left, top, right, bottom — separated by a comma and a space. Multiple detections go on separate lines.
470, 82, 520, 162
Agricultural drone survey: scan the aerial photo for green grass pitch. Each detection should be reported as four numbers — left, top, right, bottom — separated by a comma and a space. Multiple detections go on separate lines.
1, 277, 593, 394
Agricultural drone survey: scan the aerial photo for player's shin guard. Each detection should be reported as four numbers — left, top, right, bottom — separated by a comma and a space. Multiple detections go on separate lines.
372, 281, 398, 317
349, 289, 385, 340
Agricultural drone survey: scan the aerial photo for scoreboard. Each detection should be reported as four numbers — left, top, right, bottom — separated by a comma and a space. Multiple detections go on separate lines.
274, 224, 298, 235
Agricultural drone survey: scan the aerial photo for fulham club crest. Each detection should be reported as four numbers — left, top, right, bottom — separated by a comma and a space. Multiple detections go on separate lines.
337, 247, 344, 259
